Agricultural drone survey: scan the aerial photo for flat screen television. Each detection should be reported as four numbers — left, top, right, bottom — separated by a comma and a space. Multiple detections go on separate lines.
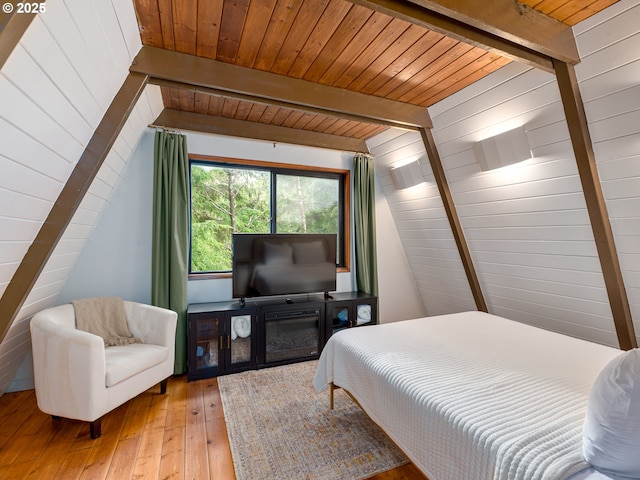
232, 233, 337, 299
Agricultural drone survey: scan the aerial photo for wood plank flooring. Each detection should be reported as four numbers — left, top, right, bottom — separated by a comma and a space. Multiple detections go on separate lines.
0, 376, 426, 479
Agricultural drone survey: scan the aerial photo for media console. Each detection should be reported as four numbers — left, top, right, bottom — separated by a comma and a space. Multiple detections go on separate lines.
186, 291, 377, 381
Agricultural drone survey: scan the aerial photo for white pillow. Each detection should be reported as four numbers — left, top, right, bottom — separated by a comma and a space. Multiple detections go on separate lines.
583, 348, 640, 477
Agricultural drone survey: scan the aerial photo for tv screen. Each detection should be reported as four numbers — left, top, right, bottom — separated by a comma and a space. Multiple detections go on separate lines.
232, 233, 337, 299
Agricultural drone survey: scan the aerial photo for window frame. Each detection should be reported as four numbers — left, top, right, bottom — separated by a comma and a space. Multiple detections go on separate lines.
188, 154, 351, 280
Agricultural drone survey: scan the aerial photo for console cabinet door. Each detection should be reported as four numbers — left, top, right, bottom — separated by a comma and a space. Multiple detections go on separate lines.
325, 295, 378, 340
353, 298, 376, 327
188, 312, 224, 380
225, 310, 257, 373
188, 309, 257, 380
327, 301, 352, 338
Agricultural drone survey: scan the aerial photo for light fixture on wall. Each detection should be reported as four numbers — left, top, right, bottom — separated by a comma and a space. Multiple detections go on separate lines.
390, 160, 424, 190
474, 126, 532, 171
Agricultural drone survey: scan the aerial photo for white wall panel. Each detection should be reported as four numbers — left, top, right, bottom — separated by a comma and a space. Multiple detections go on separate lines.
574, 0, 640, 346
446, 133, 609, 339
3, 45, 93, 143
0, 242, 30, 265
64, 0, 126, 94
369, 0, 640, 346
92, 0, 134, 66
32, 8, 107, 119
0, 0, 161, 395
367, 128, 476, 315
0, 219, 40, 243
0, 188, 52, 221
0, 156, 63, 201
107, 140, 130, 176
112, 0, 144, 58
0, 77, 83, 161
0, 121, 72, 183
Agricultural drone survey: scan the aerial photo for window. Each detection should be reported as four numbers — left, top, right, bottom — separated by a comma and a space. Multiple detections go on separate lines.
189, 156, 349, 275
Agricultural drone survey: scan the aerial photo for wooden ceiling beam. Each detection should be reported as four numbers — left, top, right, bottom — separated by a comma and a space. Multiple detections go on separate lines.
130, 46, 432, 129
0, 7, 40, 70
553, 60, 637, 350
150, 108, 370, 153
153, 79, 400, 132
406, 0, 579, 63
0, 72, 149, 344
347, 0, 571, 73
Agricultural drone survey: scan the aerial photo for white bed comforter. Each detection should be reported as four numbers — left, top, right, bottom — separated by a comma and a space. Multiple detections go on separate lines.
313, 311, 621, 480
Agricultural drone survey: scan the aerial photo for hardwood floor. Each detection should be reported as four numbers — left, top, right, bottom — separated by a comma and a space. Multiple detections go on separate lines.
0, 376, 426, 480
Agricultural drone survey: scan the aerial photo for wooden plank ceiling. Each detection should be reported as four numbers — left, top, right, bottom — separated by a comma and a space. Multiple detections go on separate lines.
132, 0, 618, 143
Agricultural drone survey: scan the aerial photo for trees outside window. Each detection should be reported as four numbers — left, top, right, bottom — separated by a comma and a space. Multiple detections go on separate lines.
190, 157, 347, 274
276, 174, 339, 235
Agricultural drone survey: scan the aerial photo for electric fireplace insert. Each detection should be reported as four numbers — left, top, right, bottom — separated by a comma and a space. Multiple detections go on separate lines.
263, 306, 322, 364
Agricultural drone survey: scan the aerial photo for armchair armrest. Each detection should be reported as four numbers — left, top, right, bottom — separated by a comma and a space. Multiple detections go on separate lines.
30, 304, 108, 420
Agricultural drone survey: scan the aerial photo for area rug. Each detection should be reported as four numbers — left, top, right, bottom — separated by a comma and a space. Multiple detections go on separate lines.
218, 360, 409, 480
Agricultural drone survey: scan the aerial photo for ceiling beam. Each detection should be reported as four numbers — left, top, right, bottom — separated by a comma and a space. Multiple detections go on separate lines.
0, 72, 149, 344
0, 6, 39, 70
406, 0, 579, 63
420, 127, 487, 312
553, 59, 637, 351
151, 109, 370, 153
347, 0, 576, 73
130, 46, 432, 129
153, 78, 405, 132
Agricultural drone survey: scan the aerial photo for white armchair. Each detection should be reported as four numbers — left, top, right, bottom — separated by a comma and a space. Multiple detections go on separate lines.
30, 301, 177, 438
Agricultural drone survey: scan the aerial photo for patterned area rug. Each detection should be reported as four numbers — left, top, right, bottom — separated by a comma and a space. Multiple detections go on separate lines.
218, 360, 408, 480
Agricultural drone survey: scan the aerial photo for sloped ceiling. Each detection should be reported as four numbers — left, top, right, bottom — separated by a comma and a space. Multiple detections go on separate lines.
0, 0, 621, 395
130, 0, 617, 146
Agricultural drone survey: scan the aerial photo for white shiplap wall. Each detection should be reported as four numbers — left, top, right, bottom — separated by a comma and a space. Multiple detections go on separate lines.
0, 0, 163, 394
575, 0, 640, 347
366, 129, 477, 316
369, 0, 640, 348
431, 60, 617, 345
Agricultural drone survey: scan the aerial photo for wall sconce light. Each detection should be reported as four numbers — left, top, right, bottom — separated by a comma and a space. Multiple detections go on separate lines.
474, 126, 532, 171
390, 160, 424, 190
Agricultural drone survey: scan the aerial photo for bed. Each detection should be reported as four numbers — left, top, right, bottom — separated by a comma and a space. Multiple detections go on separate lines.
313, 311, 640, 480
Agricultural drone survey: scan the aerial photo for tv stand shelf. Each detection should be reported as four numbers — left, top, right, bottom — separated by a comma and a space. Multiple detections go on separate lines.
186, 291, 377, 380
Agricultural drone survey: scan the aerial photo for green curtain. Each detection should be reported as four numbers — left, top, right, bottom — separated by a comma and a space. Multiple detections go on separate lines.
152, 130, 189, 374
353, 153, 378, 296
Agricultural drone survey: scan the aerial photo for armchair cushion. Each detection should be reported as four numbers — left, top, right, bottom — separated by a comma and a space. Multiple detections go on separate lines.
105, 344, 169, 387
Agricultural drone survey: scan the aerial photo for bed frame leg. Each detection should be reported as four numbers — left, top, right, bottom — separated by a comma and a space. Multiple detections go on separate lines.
330, 383, 335, 410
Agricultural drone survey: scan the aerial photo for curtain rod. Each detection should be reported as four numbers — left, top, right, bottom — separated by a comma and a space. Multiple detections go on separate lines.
148, 124, 183, 135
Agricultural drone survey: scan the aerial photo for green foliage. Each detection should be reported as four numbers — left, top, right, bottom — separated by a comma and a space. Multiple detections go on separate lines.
276, 175, 339, 234
190, 165, 270, 272
190, 164, 341, 272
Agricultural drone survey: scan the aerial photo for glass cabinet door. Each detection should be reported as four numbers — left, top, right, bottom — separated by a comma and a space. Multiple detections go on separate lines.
189, 314, 223, 380
355, 302, 374, 326
197, 318, 220, 369
188, 307, 257, 380
229, 314, 252, 366
330, 304, 351, 332
325, 294, 378, 342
